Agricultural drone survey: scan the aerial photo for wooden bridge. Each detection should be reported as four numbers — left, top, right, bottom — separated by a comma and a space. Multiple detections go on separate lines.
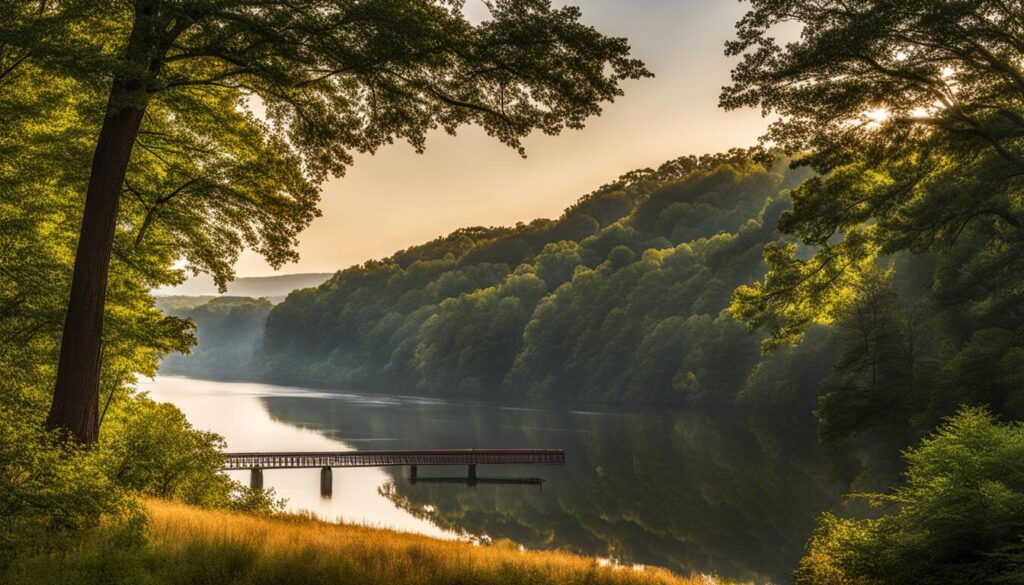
223, 449, 565, 495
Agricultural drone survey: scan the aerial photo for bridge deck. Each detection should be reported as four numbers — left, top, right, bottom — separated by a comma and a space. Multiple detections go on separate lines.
222, 449, 565, 470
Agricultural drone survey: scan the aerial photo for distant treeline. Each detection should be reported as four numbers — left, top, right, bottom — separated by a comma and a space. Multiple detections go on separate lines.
157, 297, 272, 380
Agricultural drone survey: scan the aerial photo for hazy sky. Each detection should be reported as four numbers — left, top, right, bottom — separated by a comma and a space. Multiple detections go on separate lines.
232, 0, 769, 277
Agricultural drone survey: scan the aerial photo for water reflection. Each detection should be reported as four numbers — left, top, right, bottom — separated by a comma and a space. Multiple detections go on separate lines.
406, 476, 545, 487
140, 376, 454, 538
144, 376, 845, 584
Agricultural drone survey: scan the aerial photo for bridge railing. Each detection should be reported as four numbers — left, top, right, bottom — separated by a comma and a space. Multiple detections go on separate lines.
221, 448, 565, 470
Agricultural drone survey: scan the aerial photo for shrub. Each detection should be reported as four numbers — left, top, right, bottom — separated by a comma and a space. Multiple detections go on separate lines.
795, 407, 1024, 585
99, 394, 284, 513
0, 404, 134, 565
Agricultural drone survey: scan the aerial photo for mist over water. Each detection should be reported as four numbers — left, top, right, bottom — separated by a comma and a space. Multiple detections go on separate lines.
144, 375, 845, 584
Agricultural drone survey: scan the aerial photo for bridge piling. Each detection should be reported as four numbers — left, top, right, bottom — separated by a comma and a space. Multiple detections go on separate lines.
250, 468, 263, 490
409, 464, 418, 484
468, 464, 477, 485
320, 466, 333, 498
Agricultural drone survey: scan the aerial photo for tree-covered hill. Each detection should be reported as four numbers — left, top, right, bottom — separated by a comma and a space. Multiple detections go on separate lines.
258, 151, 833, 406
158, 297, 273, 379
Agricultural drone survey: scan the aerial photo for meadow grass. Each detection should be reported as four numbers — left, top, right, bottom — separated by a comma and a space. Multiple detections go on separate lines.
4, 499, 710, 585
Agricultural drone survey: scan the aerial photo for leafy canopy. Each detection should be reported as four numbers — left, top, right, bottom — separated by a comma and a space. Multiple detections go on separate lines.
723, 1, 1024, 347
5, 0, 650, 290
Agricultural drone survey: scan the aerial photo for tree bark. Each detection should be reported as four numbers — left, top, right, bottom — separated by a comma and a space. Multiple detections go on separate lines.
46, 0, 164, 443
46, 88, 147, 443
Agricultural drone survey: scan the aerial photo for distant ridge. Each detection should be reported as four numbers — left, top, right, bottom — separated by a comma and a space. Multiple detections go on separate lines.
154, 272, 332, 299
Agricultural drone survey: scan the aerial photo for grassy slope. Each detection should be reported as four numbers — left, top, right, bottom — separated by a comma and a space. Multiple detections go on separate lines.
7, 500, 707, 585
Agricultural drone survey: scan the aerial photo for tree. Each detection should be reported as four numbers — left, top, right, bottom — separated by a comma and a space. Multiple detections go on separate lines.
533, 241, 582, 289
722, 1, 1024, 347
815, 270, 915, 446
1, 11, 195, 430
20, 0, 650, 442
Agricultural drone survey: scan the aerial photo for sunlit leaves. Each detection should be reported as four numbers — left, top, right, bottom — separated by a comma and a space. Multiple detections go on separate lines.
731, 230, 881, 349
122, 87, 320, 290
723, 1, 1024, 344
0, 403, 129, 560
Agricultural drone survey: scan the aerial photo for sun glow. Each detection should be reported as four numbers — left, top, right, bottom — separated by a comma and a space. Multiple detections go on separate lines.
863, 107, 890, 129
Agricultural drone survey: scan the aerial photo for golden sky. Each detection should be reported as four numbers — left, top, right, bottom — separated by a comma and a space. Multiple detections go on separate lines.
231, 0, 772, 277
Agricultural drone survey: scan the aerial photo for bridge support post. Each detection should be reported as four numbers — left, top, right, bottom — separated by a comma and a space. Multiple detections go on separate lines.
409, 465, 418, 484
468, 464, 477, 486
320, 466, 333, 498
250, 468, 263, 490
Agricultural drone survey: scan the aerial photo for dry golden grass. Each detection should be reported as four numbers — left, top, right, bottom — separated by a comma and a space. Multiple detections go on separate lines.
143, 498, 705, 585
3, 498, 713, 585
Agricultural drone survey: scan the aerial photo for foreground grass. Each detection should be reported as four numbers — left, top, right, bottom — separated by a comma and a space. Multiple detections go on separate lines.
5, 499, 707, 585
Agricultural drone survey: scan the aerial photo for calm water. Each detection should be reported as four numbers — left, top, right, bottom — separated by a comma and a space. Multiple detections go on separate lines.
142, 375, 844, 584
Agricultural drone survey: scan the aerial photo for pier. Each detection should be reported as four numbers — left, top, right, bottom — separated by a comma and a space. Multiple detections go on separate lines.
223, 449, 565, 495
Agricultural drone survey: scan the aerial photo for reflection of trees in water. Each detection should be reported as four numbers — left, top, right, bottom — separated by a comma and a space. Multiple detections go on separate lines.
261, 395, 845, 583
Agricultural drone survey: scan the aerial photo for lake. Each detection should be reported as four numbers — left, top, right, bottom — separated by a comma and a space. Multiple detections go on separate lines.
142, 375, 845, 584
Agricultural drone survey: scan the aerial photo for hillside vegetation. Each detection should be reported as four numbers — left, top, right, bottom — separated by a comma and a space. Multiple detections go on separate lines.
157, 297, 273, 379
257, 151, 830, 407
170, 145, 1024, 475
2, 499, 707, 585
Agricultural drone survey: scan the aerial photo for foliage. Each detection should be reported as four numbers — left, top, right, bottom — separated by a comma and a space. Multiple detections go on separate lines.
0, 47, 195, 415
99, 394, 283, 513
723, 0, 1024, 350
795, 407, 1024, 585
257, 152, 826, 405
0, 403, 131, 566
157, 296, 273, 379
0, 385, 279, 566
814, 270, 919, 446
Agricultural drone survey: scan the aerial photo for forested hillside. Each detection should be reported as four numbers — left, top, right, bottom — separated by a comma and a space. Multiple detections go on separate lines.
157, 297, 273, 379
258, 152, 834, 406
183, 143, 1024, 466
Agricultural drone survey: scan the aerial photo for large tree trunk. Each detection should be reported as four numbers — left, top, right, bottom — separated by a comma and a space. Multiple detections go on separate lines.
46, 0, 164, 443
46, 87, 148, 443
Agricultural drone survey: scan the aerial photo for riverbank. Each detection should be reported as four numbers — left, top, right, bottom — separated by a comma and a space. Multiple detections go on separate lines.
4, 499, 709, 585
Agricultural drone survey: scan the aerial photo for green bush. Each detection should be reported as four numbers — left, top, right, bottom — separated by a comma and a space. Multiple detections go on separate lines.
0, 404, 134, 566
100, 394, 284, 513
795, 407, 1024, 585
1, 391, 281, 569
